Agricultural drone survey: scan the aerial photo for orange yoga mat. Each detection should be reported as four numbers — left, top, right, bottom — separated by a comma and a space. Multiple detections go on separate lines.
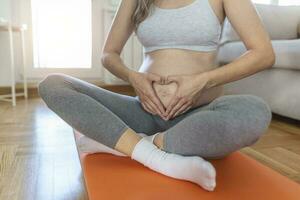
74, 131, 300, 200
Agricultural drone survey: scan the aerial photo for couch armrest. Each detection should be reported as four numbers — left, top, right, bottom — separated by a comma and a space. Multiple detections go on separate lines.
298, 23, 300, 38
217, 39, 300, 71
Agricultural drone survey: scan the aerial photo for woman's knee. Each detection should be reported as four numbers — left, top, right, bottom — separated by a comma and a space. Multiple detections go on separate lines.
207, 94, 272, 154
38, 73, 70, 105
163, 95, 272, 157
225, 94, 272, 146
38, 73, 64, 96
217, 94, 271, 129
242, 95, 271, 135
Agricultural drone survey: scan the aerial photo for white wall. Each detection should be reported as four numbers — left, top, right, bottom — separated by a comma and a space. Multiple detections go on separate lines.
0, 0, 11, 86
0, 0, 29, 86
0, 0, 10, 19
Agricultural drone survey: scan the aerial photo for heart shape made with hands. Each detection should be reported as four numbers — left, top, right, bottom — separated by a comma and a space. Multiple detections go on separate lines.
152, 79, 179, 111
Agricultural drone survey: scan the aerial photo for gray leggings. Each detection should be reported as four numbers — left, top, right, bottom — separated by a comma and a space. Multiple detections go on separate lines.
38, 73, 272, 159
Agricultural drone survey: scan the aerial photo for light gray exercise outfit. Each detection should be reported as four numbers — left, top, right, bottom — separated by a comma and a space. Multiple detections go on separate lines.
38, 0, 272, 159
136, 0, 222, 53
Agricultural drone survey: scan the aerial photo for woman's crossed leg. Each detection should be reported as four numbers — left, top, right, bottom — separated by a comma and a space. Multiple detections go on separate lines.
38, 73, 216, 191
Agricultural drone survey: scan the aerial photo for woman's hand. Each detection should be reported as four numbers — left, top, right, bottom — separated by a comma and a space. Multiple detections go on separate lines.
128, 71, 167, 118
164, 73, 209, 120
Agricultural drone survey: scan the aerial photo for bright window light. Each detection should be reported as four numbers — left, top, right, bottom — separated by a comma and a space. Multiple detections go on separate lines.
31, 0, 92, 68
279, 0, 300, 5
252, 0, 272, 4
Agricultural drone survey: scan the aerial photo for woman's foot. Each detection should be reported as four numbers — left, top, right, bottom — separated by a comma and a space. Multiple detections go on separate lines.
77, 132, 216, 191
76, 134, 127, 156
142, 132, 164, 149
131, 137, 216, 191
76, 132, 147, 156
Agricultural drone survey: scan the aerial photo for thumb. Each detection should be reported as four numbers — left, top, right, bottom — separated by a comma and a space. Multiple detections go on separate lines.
166, 75, 180, 84
147, 73, 162, 82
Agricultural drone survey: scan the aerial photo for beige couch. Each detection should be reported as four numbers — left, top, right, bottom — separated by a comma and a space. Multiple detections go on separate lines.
217, 4, 300, 120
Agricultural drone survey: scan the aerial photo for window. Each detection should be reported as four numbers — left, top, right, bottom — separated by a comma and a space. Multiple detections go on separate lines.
31, 0, 92, 68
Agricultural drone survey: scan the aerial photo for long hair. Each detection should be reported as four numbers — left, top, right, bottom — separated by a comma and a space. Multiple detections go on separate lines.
132, 0, 155, 32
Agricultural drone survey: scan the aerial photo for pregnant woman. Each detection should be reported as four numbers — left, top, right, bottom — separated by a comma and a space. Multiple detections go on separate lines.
38, 0, 275, 191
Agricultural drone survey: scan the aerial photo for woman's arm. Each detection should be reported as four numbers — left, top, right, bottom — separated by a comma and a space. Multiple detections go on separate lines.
100, 0, 166, 117
100, 0, 137, 82
164, 0, 276, 119
201, 0, 275, 90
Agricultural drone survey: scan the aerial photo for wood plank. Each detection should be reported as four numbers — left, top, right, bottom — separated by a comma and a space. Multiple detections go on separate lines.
239, 147, 298, 177
250, 127, 300, 149
257, 147, 300, 172
271, 114, 300, 136
0, 98, 88, 200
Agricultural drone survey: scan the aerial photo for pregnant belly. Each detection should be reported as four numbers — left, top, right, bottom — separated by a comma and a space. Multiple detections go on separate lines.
139, 48, 224, 110
152, 82, 178, 109
152, 81, 224, 110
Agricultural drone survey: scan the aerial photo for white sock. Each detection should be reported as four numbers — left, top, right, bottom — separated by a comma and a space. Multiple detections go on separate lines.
137, 132, 148, 138
76, 134, 127, 156
143, 132, 160, 143
131, 138, 216, 191
76, 133, 147, 156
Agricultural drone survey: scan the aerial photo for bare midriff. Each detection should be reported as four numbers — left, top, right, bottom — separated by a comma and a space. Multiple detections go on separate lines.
138, 48, 224, 109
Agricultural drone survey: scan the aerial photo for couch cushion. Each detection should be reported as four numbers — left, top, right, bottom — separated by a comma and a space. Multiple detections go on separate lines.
223, 68, 300, 121
217, 39, 300, 70
220, 4, 300, 44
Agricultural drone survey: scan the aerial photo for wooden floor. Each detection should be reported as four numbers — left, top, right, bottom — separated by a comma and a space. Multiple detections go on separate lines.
1, 96, 300, 200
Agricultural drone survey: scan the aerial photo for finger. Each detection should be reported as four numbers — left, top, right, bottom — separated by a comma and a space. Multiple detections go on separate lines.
141, 102, 150, 113
144, 96, 160, 114
180, 104, 193, 115
140, 96, 156, 114
143, 81, 165, 114
161, 76, 166, 84
173, 103, 189, 118
142, 102, 156, 115
167, 98, 186, 119
143, 85, 165, 115
167, 98, 187, 119
166, 75, 180, 84
162, 75, 169, 84
148, 92, 165, 115
174, 102, 192, 117
182, 106, 192, 116
147, 73, 162, 83
166, 95, 180, 115
145, 97, 161, 115
145, 101, 158, 115
145, 104, 156, 115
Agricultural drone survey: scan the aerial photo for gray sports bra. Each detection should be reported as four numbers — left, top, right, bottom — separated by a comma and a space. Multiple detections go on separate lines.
135, 0, 222, 54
